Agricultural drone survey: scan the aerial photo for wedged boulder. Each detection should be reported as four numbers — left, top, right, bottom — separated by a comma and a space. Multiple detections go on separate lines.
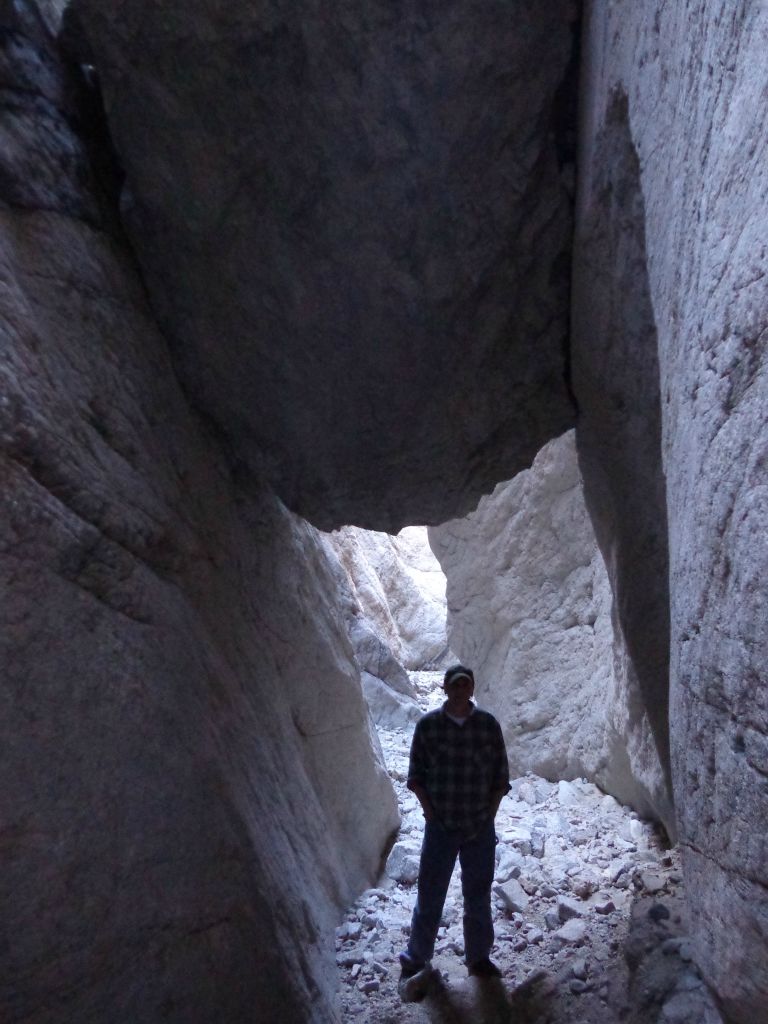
65, 0, 578, 529
430, 431, 670, 825
574, 4, 768, 1020
0, 11, 397, 1022
327, 525, 450, 671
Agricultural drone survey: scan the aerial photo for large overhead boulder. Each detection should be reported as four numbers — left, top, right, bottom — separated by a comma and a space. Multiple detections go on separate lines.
573, 3, 768, 1020
65, 0, 578, 529
430, 432, 671, 826
0, 10, 397, 1021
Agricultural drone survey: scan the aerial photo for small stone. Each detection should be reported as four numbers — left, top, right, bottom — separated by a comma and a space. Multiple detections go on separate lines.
350, 964, 361, 979
495, 878, 530, 914
594, 900, 616, 915
516, 781, 538, 804
540, 883, 558, 898
569, 979, 590, 994
338, 949, 366, 968
552, 919, 587, 947
608, 859, 630, 882
358, 979, 380, 995
496, 846, 524, 882
570, 875, 598, 899
531, 829, 546, 858
385, 841, 421, 885
557, 896, 583, 922
544, 910, 561, 931
513, 938, 528, 953
601, 794, 622, 813
571, 958, 588, 980
557, 780, 579, 806
629, 818, 648, 843
641, 871, 667, 894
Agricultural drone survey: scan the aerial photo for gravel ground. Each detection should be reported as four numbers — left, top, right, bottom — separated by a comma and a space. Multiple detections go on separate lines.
334, 673, 706, 1024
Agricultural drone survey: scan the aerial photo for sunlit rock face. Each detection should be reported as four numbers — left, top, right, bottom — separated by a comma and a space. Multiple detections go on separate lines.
327, 525, 450, 671
574, 3, 768, 1020
430, 432, 671, 826
0, 10, 396, 1022
66, 0, 578, 530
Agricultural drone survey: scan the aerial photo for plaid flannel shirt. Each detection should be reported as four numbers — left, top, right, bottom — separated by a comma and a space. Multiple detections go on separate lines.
407, 703, 510, 834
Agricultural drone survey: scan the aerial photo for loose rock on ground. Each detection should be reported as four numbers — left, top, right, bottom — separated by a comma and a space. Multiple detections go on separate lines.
336, 673, 721, 1023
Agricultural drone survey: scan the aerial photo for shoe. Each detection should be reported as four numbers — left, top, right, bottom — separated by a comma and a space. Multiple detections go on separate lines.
468, 957, 502, 978
398, 954, 425, 980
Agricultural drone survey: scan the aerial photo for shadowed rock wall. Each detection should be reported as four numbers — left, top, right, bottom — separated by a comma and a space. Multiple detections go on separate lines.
574, 4, 768, 1020
0, 10, 397, 1021
65, 0, 578, 530
430, 431, 671, 825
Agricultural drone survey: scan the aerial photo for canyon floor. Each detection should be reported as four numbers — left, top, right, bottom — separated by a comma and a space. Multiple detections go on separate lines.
335, 674, 715, 1024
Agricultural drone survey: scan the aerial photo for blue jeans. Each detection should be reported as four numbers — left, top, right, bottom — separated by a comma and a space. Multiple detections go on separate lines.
404, 818, 497, 968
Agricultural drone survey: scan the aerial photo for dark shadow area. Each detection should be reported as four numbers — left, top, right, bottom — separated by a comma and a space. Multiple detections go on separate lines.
572, 88, 673, 829
415, 970, 555, 1024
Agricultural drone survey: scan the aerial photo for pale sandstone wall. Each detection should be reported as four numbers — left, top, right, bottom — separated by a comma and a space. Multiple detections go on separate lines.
0, 10, 397, 1021
430, 432, 671, 825
574, 4, 768, 1020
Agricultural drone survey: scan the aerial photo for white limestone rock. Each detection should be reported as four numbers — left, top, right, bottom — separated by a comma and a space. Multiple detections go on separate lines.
0, 14, 398, 1022
495, 878, 530, 915
574, 5, 768, 1019
385, 841, 421, 885
430, 431, 668, 822
552, 919, 588, 948
360, 672, 422, 731
327, 525, 449, 670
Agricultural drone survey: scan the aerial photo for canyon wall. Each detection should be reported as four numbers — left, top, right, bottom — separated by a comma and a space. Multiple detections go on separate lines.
327, 525, 449, 671
574, 3, 768, 1020
5, 0, 767, 1021
65, 0, 578, 530
430, 432, 672, 828
2, 2, 582, 1020
0, 9, 397, 1021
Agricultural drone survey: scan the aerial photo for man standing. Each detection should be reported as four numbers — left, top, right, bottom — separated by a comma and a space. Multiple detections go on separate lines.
399, 664, 510, 982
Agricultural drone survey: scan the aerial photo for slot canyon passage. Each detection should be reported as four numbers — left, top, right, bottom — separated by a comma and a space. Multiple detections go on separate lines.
1, 1, 766, 1023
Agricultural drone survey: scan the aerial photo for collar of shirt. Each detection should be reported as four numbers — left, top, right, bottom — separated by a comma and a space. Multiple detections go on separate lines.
442, 701, 476, 726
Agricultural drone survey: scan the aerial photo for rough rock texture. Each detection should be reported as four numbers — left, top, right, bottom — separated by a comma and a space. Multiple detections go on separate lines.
0, 11, 397, 1022
65, 0, 578, 530
574, 4, 768, 1020
430, 432, 670, 825
360, 671, 423, 731
319, 534, 422, 729
327, 525, 450, 670
340, 710, 718, 1024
